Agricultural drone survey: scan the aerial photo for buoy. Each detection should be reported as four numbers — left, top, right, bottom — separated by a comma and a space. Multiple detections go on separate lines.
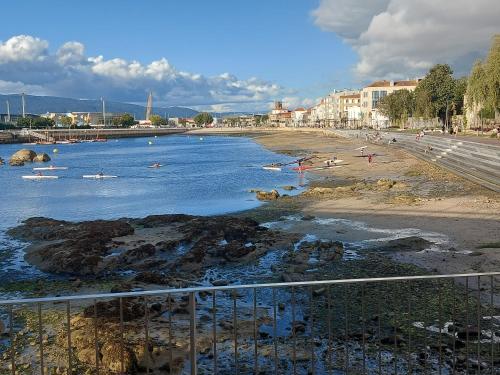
199, 137, 204, 141
148, 141, 153, 145
154, 135, 158, 138
53, 148, 59, 153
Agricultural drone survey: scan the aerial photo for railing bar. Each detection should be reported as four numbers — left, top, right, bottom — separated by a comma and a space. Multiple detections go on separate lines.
119, 297, 124, 375
344, 284, 349, 374
38, 302, 44, 375
327, 284, 333, 375
292, 287, 297, 375
273, 288, 278, 375
168, 295, 173, 370
361, 283, 366, 374
9, 305, 15, 375
3, 272, 500, 305
423, 283, 428, 375
310, 286, 315, 375
407, 281, 412, 374
393, 281, 398, 375
253, 288, 257, 375
490, 275, 494, 375
213, 291, 218, 375
466, 276, 470, 374
377, 284, 382, 375
94, 299, 99, 375
66, 301, 72, 375
477, 275, 481, 375
144, 296, 150, 375
438, 281, 442, 375
451, 280, 456, 375
233, 289, 238, 374
189, 292, 197, 375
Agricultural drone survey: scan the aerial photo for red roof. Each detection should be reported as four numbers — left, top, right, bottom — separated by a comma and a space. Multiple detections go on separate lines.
294, 107, 306, 112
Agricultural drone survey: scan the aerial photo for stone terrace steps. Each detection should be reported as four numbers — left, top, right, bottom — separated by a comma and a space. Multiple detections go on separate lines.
333, 130, 500, 193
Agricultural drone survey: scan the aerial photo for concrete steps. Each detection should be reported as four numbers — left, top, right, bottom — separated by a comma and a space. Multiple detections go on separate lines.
334, 129, 500, 192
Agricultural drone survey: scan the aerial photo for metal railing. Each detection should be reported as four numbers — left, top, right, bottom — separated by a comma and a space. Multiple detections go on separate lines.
1, 272, 499, 374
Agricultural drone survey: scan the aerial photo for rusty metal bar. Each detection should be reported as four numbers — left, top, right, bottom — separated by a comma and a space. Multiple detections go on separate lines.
119, 297, 124, 375
477, 275, 481, 375
94, 299, 99, 375
66, 301, 72, 375
233, 289, 238, 374
213, 291, 218, 374
189, 292, 197, 375
38, 302, 44, 375
253, 288, 257, 375
9, 305, 15, 375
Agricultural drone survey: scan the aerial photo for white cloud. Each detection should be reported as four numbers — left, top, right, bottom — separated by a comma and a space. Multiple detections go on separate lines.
312, 0, 500, 79
0, 35, 288, 110
0, 35, 48, 63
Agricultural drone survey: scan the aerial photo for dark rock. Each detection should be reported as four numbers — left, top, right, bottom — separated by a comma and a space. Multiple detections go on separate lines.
378, 236, 434, 252
33, 153, 51, 162
256, 190, 280, 201
9, 149, 36, 165
211, 279, 229, 287
83, 299, 145, 322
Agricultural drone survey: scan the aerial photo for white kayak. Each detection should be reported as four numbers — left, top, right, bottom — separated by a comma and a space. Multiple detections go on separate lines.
262, 166, 282, 171
148, 164, 163, 168
22, 175, 59, 180
33, 166, 68, 171
83, 175, 118, 179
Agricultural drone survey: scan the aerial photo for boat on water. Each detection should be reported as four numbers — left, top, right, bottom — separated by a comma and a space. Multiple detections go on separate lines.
292, 165, 313, 172
33, 166, 68, 171
93, 138, 107, 142
262, 165, 282, 171
148, 163, 163, 168
83, 174, 117, 179
22, 175, 59, 180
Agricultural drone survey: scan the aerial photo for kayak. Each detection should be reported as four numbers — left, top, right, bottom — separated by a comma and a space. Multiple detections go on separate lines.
33, 166, 68, 171
292, 166, 313, 171
22, 175, 59, 180
148, 164, 163, 168
262, 166, 282, 171
82, 175, 118, 179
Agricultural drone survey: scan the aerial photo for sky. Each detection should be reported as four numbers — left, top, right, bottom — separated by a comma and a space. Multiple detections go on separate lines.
0, 0, 498, 112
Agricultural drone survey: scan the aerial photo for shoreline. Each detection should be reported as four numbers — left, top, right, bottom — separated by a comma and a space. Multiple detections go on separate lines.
2, 129, 498, 291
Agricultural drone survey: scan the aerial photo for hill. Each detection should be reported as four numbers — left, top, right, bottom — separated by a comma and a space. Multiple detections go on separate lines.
0, 94, 198, 119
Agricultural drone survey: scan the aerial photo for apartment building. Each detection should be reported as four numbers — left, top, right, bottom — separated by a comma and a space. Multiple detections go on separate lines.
361, 79, 420, 126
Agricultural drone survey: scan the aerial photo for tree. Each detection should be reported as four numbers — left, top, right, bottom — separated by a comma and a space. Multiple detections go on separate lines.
193, 112, 214, 126
149, 114, 168, 126
113, 113, 136, 127
484, 34, 500, 120
59, 116, 73, 127
16, 117, 32, 128
378, 89, 415, 127
33, 117, 55, 128
415, 64, 456, 124
467, 60, 488, 112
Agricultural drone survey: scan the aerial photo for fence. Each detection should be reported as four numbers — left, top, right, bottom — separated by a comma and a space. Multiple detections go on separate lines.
1, 272, 499, 374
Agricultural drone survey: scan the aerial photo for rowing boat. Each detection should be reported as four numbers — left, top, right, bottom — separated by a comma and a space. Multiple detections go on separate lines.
82, 175, 118, 179
292, 166, 312, 171
33, 166, 68, 171
262, 166, 282, 171
22, 175, 59, 180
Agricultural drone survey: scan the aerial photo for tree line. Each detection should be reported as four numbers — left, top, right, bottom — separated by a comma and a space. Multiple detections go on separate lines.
377, 35, 499, 128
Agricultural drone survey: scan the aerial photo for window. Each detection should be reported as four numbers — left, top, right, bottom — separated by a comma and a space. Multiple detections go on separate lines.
371, 90, 387, 108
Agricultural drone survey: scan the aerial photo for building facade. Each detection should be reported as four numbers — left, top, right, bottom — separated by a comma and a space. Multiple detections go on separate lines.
361, 79, 420, 127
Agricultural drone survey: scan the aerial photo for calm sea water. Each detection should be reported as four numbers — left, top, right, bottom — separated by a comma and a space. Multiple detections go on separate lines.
0, 135, 305, 280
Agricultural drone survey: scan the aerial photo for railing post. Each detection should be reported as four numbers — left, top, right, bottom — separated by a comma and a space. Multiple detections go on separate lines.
189, 292, 197, 375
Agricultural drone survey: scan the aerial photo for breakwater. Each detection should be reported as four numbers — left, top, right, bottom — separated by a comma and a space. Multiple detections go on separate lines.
0, 127, 187, 143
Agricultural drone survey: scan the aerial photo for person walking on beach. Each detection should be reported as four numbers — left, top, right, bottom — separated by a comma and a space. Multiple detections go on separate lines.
368, 154, 374, 164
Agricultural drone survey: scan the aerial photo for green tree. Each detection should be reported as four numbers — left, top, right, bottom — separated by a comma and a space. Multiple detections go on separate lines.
113, 113, 136, 127
415, 64, 456, 124
59, 116, 73, 127
378, 89, 415, 127
484, 34, 500, 119
193, 112, 214, 126
149, 114, 168, 126
467, 61, 488, 111
16, 117, 32, 128
33, 117, 55, 128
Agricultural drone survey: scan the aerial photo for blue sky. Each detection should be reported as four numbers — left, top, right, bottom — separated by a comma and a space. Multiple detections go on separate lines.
0, 0, 498, 111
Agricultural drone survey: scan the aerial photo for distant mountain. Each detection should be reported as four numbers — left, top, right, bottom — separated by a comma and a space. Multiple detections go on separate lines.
0, 94, 198, 119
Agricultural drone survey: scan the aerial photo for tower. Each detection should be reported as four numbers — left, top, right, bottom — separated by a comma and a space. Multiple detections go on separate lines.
145, 91, 153, 121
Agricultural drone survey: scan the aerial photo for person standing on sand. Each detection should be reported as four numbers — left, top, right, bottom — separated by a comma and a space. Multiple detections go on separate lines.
368, 154, 373, 164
